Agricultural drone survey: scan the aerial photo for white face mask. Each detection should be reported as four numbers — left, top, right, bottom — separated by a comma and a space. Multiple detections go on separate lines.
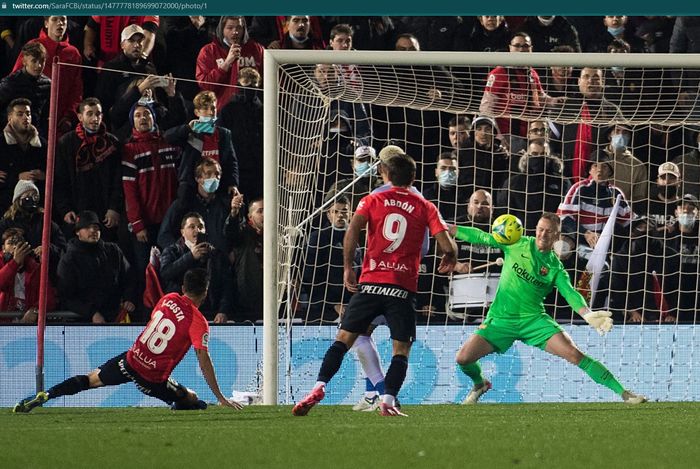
678, 213, 697, 228
553, 239, 570, 257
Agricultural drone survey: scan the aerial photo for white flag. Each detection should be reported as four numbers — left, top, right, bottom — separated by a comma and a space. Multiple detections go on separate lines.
587, 195, 622, 306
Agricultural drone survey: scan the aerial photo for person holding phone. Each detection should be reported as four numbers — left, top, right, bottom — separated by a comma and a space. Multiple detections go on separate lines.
159, 212, 233, 323
108, 72, 187, 142
196, 16, 264, 111
0, 227, 56, 323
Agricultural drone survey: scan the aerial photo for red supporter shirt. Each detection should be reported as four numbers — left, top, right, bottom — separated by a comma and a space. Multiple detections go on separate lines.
355, 186, 448, 292
127, 292, 209, 382
484, 66, 543, 137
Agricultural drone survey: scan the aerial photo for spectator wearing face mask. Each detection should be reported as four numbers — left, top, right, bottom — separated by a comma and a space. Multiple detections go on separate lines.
157, 158, 230, 253
0, 98, 47, 212
165, 90, 239, 199
496, 141, 571, 235
589, 16, 647, 53
640, 161, 683, 234
423, 152, 469, 223
458, 116, 513, 192
324, 145, 382, 211
0, 179, 66, 280
594, 124, 648, 208
666, 194, 700, 322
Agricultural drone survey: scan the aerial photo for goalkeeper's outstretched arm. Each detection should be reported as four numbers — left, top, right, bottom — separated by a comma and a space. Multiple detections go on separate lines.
449, 225, 500, 248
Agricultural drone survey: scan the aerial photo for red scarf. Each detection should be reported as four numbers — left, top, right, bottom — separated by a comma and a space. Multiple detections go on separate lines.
573, 103, 592, 181
75, 123, 115, 172
199, 128, 221, 163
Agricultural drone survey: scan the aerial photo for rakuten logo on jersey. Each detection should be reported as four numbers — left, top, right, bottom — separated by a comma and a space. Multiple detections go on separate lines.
369, 258, 409, 272
512, 262, 547, 288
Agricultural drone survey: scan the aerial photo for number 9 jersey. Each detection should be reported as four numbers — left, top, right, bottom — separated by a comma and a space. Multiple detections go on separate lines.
126, 293, 210, 382
355, 186, 448, 292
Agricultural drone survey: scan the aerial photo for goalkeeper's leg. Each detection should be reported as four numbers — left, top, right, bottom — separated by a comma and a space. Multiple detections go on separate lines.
456, 334, 495, 404
545, 332, 646, 403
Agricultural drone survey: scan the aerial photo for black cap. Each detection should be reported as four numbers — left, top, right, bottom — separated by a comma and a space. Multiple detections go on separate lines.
680, 194, 699, 208
74, 210, 101, 231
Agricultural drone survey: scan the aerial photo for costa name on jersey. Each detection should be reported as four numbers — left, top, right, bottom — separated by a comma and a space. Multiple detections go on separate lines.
126, 293, 209, 382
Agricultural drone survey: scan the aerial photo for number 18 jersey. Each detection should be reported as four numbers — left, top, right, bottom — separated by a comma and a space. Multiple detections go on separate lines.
126, 293, 210, 382
356, 186, 448, 292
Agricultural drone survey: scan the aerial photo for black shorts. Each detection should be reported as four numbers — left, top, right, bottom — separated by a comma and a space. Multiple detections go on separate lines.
97, 352, 189, 404
340, 283, 417, 342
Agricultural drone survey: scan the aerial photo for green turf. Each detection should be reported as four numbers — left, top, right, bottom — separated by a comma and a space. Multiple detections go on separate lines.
3, 403, 698, 469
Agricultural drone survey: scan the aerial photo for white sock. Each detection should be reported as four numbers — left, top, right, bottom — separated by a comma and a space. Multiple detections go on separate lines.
382, 394, 395, 406
352, 335, 385, 386
314, 381, 326, 390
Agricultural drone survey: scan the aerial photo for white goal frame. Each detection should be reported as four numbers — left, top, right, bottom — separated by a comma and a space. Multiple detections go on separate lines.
262, 49, 700, 405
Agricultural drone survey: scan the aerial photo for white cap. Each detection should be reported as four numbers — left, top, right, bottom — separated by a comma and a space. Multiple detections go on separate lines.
354, 145, 376, 159
658, 162, 680, 178
121, 24, 145, 42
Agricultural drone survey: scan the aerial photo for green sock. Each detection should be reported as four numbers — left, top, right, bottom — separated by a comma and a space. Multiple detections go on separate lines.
458, 362, 484, 386
578, 355, 624, 395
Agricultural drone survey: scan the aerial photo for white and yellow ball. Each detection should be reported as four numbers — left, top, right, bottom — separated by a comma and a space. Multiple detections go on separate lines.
491, 214, 524, 245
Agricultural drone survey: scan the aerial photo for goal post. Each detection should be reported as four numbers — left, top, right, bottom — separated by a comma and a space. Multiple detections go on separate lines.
263, 49, 700, 405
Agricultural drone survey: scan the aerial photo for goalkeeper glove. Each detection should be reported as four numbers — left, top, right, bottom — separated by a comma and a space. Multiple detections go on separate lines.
582, 309, 613, 336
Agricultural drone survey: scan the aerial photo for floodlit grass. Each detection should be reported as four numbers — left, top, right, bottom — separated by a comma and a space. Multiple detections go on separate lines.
3, 403, 699, 468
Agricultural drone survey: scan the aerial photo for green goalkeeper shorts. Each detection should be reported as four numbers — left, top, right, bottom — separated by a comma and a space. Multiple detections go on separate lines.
474, 313, 563, 353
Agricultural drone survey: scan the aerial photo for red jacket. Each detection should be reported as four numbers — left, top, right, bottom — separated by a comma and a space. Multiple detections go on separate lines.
13, 29, 83, 132
0, 256, 56, 312
122, 129, 180, 234
196, 38, 264, 111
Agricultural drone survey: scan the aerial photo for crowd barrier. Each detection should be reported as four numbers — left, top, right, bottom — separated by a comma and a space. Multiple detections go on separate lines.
1, 324, 695, 407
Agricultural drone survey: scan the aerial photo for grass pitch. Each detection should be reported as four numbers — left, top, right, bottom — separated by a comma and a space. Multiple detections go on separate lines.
4, 403, 698, 469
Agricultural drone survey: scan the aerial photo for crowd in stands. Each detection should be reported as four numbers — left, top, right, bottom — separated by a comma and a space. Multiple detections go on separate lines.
0, 15, 697, 325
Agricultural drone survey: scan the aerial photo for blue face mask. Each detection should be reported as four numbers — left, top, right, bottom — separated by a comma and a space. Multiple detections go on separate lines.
438, 170, 457, 188
354, 161, 376, 178
611, 133, 628, 151
202, 177, 220, 194
608, 26, 624, 36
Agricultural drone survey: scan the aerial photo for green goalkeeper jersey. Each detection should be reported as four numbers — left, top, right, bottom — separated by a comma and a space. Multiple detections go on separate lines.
455, 226, 587, 319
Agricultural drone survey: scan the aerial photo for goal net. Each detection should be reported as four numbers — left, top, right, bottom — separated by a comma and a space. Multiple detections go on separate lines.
265, 50, 700, 405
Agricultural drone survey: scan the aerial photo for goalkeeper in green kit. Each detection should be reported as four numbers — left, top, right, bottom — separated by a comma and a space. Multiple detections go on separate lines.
451, 212, 647, 404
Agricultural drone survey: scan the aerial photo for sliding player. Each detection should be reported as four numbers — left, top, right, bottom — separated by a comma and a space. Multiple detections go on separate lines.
452, 212, 647, 404
14, 268, 241, 412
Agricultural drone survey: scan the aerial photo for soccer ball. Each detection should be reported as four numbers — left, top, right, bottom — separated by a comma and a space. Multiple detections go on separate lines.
491, 214, 524, 245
